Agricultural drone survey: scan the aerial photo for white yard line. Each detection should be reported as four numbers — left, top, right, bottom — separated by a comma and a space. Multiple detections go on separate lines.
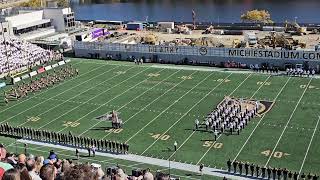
81, 70, 182, 137
298, 115, 320, 175
16, 66, 122, 127
168, 73, 253, 160
264, 78, 313, 166
140, 73, 234, 155
250, 75, 271, 98
0, 63, 107, 114
77, 68, 168, 136
196, 75, 271, 165
231, 77, 291, 163
38, 67, 150, 130
125, 71, 209, 144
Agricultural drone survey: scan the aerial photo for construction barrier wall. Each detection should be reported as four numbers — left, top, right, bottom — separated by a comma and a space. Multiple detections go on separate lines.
74, 41, 320, 70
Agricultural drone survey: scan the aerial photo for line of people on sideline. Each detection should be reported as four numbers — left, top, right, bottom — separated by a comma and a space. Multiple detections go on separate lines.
0, 123, 129, 155
227, 159, 318, 180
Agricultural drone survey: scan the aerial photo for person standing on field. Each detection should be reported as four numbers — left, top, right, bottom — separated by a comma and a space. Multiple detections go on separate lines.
173, 141, 177, 152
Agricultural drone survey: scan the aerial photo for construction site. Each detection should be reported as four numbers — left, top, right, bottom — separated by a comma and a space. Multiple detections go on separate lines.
89, 17, 320, 51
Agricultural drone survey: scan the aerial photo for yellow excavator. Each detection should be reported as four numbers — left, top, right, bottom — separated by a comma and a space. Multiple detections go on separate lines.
284, 20, 307, 36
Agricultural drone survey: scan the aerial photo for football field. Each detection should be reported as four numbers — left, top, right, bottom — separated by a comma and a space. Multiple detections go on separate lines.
1, 58, 320, 178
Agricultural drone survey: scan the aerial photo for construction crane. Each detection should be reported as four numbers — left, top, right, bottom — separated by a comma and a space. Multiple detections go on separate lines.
192, 9, 196, 30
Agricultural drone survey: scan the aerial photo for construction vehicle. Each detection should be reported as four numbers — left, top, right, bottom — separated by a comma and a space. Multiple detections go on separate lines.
232, 39, 240, 48
244, 32, 258, 46
284, 20, 307, 36
203, 25, 214, 34
258, 31, 306, 50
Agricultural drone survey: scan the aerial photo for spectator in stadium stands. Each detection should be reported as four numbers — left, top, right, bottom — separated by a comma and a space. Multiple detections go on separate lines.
143, 168, 154, 180
0, 37, 62, 75
17, 154, 27, 168
40, 164, 57, 180
20, 166, 32, 180
62, 164, 97, 180
34, 156, 44, 174
2, 168, 20, 180
26, 158, 41, 180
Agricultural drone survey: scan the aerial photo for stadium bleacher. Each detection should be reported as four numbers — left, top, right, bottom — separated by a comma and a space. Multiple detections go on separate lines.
0, 37, 62, 76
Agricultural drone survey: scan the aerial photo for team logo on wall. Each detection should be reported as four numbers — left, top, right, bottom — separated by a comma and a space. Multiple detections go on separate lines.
124, 45, 132, 51
220, 97, 274, 116
199, 47, 208, 55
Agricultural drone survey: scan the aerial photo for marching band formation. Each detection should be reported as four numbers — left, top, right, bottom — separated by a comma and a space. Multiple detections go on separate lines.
3, 65, 78, 105
195, 97, 258, 140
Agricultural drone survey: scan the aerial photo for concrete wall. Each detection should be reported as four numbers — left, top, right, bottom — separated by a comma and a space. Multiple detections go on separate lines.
5, 10, 43, 27
43, 8, 65, 32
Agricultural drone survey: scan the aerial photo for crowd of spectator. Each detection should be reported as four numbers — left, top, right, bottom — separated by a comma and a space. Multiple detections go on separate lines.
0, 37, 62, 75
0, 143, 177, 180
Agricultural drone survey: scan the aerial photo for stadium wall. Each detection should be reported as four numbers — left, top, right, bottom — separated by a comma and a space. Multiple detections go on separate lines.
74, 41, 320, 70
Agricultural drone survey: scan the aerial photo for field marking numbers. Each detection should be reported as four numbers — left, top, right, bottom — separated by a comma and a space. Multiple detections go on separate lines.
202, 141, 223, 149
232, 77, 291, 163
62, 121, 80, 128
1, 65, 120, 125
257, 81, 271, 86
105, 128, 123, 134
0, 62, 106, 115
298, 115, 320, 175
115, 71, 126, 75
140, 73, 233, 156
168, 73, 252, 160
179, 75, 193, 80
213, 79, 231, 83
264, 78, 313, 166
149, 133, 171, 141
261, 149, 290, 159
147, 73, 160, 77
16, 65, 123, 128
26, 116, 41, 122
300, 85, 316, 89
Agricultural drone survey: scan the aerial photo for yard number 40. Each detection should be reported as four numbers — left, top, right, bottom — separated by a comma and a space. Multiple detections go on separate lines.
149, 133, 170, 141
261, 150, 290, 158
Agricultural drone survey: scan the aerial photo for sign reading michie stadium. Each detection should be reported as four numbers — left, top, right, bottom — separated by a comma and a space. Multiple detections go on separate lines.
74, 41, 320, 61
228, 49, 320, 60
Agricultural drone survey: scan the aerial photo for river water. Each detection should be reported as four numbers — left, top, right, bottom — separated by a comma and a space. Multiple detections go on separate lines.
70, 0, 320, 23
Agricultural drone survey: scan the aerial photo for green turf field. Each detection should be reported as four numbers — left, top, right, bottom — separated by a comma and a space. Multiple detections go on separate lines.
1, 58, 320, 179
